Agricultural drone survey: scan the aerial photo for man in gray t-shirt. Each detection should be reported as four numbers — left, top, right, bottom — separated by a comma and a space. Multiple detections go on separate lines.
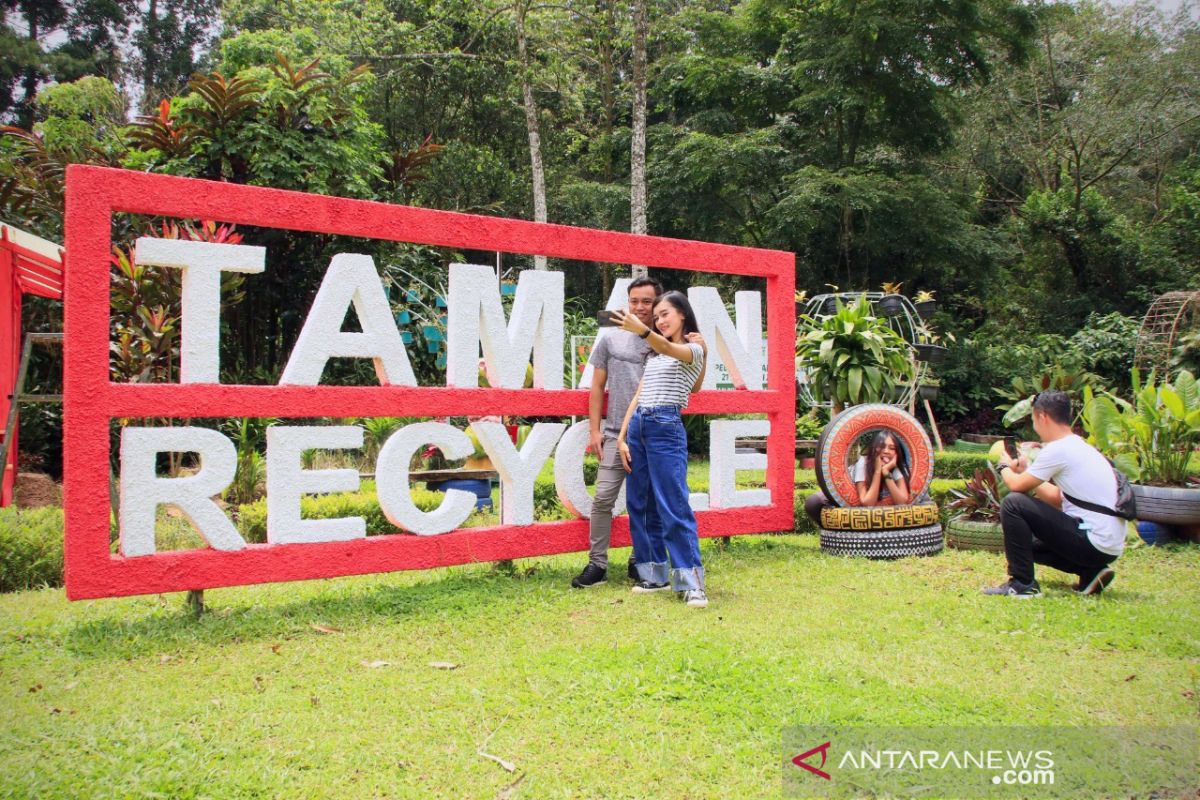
571, 278, 705, 588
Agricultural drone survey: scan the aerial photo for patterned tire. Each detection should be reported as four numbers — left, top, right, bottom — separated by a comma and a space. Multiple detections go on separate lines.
816, 404, 935, 508
820, 524, 944, 559
820, 502, 940, 532
944, 518, 1005, 553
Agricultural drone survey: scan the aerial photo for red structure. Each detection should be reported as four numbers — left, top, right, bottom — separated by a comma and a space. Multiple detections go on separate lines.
0, 222, 64, 506
64, 166, 796, 600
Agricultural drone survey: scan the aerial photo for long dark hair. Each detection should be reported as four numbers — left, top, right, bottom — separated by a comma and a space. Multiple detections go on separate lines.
864, 430, 908, 487
651, 290, 700, 340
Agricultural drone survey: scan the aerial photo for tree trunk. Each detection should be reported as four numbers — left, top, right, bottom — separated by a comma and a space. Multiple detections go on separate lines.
630, 0, 649, 279
17, 14, 39, 129
515, 1, 548, 270
142, 0, 159, 114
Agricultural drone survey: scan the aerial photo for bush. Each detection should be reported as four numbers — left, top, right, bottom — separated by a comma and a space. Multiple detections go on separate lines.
236, 482, 449, 542
932, 451, 995, 479
0, 507, 64, 592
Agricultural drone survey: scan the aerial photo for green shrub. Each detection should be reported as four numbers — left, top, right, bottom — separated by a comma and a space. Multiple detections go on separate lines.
237, 484, 450, 542
0, 507, 64, 592
932, 451, 995, 479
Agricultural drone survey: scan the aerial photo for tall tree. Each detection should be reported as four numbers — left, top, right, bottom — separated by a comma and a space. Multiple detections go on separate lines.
630, 0, 648, 278
514, 0, 548, 268
132, 0, 221, 113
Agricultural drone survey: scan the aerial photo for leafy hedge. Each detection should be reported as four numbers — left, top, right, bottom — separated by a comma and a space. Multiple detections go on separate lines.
237, 483, 453, 542
0, 507, 64, 592
932, 451, 995, 479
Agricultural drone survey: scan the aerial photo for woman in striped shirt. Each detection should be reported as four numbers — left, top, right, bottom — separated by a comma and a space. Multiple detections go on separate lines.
612, 291, 709, 609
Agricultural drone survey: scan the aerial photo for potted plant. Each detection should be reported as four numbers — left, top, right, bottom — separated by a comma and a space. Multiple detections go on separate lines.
876, 281, 905, 317
1081, 369, 1200, 525
794, 410, 825, 468
795, 294, 914, 413
795, 290, 808, 317
945, 466, 1007, 552
913, 321, 949, 366
919, 376, 940, 402
914, 290, 936, 320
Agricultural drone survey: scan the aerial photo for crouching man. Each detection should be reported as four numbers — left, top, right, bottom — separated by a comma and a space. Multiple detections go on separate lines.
984, 390, 1124, 598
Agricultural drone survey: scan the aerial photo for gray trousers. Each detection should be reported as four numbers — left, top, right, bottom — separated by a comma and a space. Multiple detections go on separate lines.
588, 437, 627, 568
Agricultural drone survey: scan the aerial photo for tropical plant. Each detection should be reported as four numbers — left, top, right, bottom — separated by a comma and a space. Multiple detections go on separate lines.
795, 295, 914, 410
794, 410, 826, 439
881, 281, 903, 294
1173, 328, 1200, 376
110, 220, 248, 383
914, 290, 936, 303
1081, 370, 1200, 486
998, 367, 1099, 426
947, 466, 1006, 522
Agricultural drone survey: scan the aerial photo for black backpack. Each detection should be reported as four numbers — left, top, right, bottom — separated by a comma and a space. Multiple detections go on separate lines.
1061, 461, 1137, 521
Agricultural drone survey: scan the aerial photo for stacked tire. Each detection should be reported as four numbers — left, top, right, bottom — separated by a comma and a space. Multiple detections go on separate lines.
814, 404, 944, 559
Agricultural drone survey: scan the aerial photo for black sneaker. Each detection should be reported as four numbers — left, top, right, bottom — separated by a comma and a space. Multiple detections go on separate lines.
627, 557, 638, 582
1076, 567, 1115, 596
631, 580, 670, 593
570, 563, 607, 589
982, 578, 1042, 598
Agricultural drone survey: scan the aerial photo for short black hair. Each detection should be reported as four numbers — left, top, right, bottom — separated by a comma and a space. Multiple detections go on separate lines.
628, 276, 663, 296
1033, 390, 1072, 425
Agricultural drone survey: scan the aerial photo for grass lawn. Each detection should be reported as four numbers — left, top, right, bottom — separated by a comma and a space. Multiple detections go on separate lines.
2, 534, 1198, 798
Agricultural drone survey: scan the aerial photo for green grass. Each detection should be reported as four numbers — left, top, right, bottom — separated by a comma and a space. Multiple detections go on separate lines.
2, 536, 1198, 798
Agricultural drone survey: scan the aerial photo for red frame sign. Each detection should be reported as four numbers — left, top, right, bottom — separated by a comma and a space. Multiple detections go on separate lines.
63, 166, 796, 600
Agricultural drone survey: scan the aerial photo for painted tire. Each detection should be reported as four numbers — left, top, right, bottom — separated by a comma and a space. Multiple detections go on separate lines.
819, 502, 940, 532
816, 404, 935, 508
944, 518, 1005, 553
819, 524, 944, 559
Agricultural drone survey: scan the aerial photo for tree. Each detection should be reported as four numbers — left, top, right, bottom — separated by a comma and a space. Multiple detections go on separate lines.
630, 0, 648, 277
514, 0, 548, 268
131, 0, 221, 113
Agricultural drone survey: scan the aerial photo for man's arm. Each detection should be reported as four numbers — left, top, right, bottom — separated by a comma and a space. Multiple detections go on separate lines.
999, 454, 1043, 494
588, 368, 607, 455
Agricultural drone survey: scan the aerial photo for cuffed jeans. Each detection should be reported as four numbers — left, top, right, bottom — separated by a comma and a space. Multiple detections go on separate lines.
1000, 493, 1118, 584
625, 406, 704, 592
587, 437, 631, 569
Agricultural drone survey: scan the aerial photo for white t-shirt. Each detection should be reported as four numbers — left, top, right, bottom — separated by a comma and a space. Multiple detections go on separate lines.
1027, 434, 1125, 556
852, 456, 902, 501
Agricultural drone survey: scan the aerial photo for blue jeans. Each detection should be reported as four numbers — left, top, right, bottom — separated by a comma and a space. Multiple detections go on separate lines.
625, 406, 704, 591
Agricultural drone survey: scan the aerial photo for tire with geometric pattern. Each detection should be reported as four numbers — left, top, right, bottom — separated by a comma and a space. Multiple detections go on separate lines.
819, 523, 944, 559
820, 502, 941, 532
815, 404, 935, 508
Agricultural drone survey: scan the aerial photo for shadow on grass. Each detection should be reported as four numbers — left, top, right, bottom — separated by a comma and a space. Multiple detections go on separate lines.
62, 535, 815, 661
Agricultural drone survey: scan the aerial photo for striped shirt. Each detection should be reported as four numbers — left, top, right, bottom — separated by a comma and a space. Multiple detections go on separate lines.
638, 343, 705, 409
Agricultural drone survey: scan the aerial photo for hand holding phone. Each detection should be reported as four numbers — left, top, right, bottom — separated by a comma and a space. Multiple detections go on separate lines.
1003, 437, 1020, 461
596, 310, 617, 328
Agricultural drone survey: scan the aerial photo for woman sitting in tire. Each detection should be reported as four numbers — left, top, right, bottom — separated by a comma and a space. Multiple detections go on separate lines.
805, 430, 911, 522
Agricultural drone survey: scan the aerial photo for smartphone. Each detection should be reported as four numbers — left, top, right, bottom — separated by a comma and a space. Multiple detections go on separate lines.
597, 310, 618, 328
1003, 437, 1020, 460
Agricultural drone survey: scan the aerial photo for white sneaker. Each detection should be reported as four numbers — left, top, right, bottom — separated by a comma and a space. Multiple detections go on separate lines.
683, 589, 708, 609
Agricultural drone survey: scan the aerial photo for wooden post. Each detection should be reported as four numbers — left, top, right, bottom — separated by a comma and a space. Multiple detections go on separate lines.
923, 397, 944, 452
186, 589, 205, 616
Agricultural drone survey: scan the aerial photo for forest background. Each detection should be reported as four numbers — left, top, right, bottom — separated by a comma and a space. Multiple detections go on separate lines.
2, 0, 1198, 474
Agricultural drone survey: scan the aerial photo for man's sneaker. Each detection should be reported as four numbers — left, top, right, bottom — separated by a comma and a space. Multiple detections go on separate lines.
631, 580, 670, 593
683, 589, 708, 609
627, 558, 639, 582
982, 578, 1042, 598
570, 563, 607, 589
1076, 567, 1115, 596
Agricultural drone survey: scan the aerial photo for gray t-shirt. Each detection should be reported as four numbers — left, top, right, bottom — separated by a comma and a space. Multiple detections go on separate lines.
588, 330, 651, 438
